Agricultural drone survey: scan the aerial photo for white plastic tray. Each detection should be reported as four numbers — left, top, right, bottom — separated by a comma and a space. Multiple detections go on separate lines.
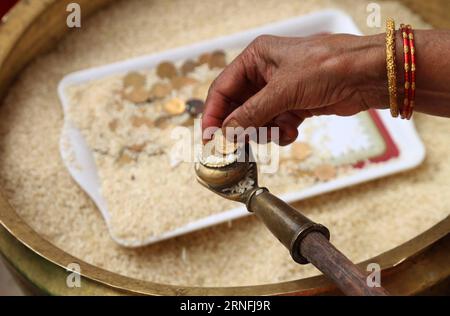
58, 10, 426, 247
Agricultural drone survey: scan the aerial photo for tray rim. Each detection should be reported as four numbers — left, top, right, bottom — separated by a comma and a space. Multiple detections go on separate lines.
57, 9, 426, 247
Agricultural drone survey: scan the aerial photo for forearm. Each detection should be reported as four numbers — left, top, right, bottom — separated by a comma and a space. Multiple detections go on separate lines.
358, 31, 450, 117
203, 31, 450, 139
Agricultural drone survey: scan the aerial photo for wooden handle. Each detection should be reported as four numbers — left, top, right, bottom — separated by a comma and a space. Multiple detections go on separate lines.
248, 190, 389, 296
300, 232, 389, 296
248, 190, 330, 264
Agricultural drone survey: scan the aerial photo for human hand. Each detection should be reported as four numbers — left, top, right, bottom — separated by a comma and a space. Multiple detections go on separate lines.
202, 33, 388, 145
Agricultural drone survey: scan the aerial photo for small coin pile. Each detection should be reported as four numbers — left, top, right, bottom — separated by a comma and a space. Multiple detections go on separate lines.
118, 50, 228, 130
201, 130, 239, 168
213, 130, 238, 155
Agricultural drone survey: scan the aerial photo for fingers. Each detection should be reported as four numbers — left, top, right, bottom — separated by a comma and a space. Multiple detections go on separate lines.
202, 35, 280, 140
201, 62, 249, 136
202, 51, 266, 140
272, 111, 303, 146
222, 80, 288, 131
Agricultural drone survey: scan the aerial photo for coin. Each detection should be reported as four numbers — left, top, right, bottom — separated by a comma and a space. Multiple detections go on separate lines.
124, 86, 150, 103
156, 61, 178, 79
117, 152, 134, 166
200, 136, 239, 168
171, 76, 198, 90
313, 164, 336, 181
291, 142, 312, 161
186, 98, 205, 116
123, 72, 146, 88
181, 59, 198, 75
208, 50, 227, 69
214, 130, 237, 155
198, 53, 211, 65
164, 97, 186, 115
149, 83, 171, 99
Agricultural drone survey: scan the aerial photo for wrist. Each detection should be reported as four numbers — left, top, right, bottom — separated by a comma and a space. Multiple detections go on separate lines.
355, 31, 409, 112
352, 33, 392, 110
345, 29, 450, 117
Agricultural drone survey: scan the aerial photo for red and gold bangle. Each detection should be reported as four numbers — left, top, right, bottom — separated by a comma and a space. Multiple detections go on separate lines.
400, 24, 411, 119
407, 25, 416, 119
386, 20, 417, 120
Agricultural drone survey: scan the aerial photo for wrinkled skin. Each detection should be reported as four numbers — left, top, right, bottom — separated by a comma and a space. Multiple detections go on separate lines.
202, 31, 450, 145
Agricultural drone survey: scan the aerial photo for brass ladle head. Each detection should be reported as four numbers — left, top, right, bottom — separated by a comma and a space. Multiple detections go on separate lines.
194, 140, 386, 295
195, 146, 259, 202
195, 160, 249, 188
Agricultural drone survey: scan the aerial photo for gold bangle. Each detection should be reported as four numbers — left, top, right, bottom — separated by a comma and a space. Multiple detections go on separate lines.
386, 18, 399, 118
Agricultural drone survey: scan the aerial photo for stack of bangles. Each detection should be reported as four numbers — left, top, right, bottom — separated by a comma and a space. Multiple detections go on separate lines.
385, 18, 416, 119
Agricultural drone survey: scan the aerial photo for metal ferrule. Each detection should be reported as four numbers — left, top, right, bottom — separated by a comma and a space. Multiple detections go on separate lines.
248, 190, 330, 264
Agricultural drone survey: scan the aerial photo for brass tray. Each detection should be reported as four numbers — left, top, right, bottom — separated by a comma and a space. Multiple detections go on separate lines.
0, 0, 449, 295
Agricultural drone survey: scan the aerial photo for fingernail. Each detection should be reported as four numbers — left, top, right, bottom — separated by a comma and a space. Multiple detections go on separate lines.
202, 126, 218, 144
223, 118, 243, 143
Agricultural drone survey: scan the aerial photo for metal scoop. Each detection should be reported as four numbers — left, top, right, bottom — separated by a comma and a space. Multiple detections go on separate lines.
196, 146, 329, 264
195, 145, 389, 296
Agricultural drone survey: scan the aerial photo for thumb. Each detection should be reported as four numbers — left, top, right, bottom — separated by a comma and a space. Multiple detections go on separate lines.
222, 81, 288, 130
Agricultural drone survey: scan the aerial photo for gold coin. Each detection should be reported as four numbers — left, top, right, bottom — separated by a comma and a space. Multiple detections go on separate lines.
198, 53, 212, 65
181, 59, 198, 75
164, 97, 186, 115
156, 61, 178, 79
124, 86, 150, 103
171, 76, 198, 90
208, 50, 227, 69
149, 83, 172, 99
214, 130, 237, 155
291, 142, 312, 161
313, 164, 336, 181
117, 152, 134, 166
123, 72, 146, 88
